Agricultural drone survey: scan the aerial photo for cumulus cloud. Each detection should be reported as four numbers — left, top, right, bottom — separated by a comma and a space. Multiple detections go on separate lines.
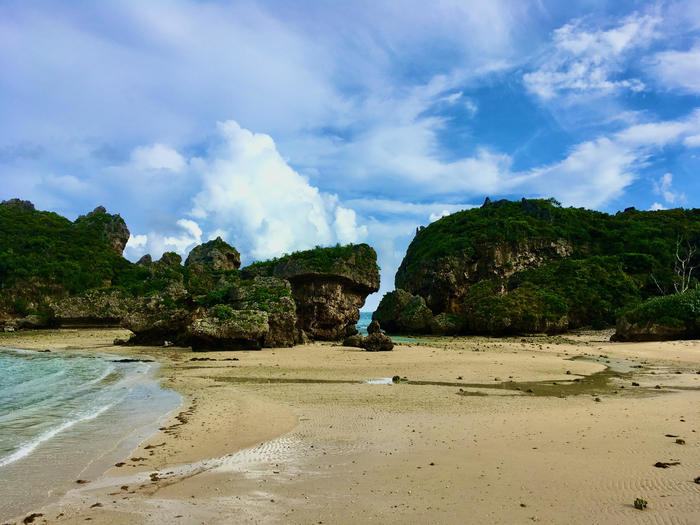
649, 202, 666, 211
187, 121, 367, 261
130, 144, 186, 172
125, 219, 202, 261
524, 13, 660, 100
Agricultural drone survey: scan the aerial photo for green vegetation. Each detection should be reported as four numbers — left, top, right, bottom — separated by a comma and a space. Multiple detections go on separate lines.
465, 281, 567, 333
402, 199, 699, 284
397, 198, 699, 331
622, 288, 700, 329
0, 204, 132, 294
246, 243, 379, 275
211, 304, 235, 321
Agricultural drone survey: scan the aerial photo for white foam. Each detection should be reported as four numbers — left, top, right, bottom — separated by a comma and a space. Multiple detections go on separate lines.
0, 401, 117, 468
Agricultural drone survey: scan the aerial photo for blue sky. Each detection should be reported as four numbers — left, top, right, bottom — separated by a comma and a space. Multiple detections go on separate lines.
1, 0, 700, 309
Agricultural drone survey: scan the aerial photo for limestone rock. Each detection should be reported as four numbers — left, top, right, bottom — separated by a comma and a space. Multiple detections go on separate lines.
343, 334, 365, 348
75, 206, 130, 256
367, 320, 381, 334
187, 309, 269, 350
396, 237, 572, 317
372, 289, 414, 333
156, 252, 182, 267
397, 296, 433, 333
185, 237, 241, 271
362, 332, 394, 352
242, 244, 380, 340
136, 254, 153, 267
612, 317, 696, 342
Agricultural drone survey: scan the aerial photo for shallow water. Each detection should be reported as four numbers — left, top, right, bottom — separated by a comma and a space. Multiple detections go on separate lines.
0, 347, 180, 520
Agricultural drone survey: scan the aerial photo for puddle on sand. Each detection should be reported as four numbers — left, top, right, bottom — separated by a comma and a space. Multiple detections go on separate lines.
206, 355, 692, 399
365, 378, 394, 385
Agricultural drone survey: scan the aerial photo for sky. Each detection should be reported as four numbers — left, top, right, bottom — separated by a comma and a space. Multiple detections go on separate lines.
1, 0, 700, 310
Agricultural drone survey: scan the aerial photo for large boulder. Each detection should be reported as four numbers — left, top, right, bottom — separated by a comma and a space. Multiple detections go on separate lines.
187, 309, 269, 350
362, 332, 394, 352
185, 237, 241, 271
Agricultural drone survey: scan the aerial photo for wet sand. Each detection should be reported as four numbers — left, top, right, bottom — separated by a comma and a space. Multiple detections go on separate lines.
1, 328, 699, 524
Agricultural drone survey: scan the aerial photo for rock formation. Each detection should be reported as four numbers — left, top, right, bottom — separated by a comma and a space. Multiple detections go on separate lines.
342, 321, 394, 351
185, 237, 241, 271
243, 244, 380, 340
376, 198, 700, 336
0, 200, 381, 349
75, 206, 130, 256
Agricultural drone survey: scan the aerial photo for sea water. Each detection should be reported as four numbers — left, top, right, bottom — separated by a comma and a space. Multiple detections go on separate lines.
0, 347, 180, 519
356, 311, 426, 342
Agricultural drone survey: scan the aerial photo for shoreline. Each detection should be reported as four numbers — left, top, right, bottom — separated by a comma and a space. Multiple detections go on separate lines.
1, 328, 698, 524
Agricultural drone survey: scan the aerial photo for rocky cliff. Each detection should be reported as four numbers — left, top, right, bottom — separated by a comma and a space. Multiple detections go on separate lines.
376, 198, 700, 335
0, 200, 380, 349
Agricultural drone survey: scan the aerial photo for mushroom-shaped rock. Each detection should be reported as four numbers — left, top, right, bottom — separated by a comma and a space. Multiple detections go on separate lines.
185, 237, 241, 271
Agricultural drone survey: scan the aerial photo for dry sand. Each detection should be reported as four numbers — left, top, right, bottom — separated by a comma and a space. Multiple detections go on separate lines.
1, 328, 699, 524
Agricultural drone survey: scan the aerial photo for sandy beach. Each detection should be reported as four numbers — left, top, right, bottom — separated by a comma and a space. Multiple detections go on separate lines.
1, 328, 698, 525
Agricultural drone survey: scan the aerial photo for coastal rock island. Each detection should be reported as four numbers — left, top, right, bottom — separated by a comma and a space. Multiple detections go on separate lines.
375, 198, 700, 338
0, 200, 379, 349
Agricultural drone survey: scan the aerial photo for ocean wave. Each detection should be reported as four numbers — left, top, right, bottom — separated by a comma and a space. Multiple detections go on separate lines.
0, 400, 117, 468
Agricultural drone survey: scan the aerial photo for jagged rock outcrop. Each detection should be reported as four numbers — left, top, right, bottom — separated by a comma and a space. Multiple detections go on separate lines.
0, 200, 383, 348
156, 252, 182, 267
50, 290, 138, 327
1, 198, 35, 211
136, 254, 153, 266
242, 244, 380, 340
75, 206, 130, 256
185, 237, 241, 271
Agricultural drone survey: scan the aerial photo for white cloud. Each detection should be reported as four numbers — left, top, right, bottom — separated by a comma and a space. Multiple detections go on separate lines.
524, 13, 660, 100
653, 172, 685, 205
126, 218, 202, 261
130, 144, 186, 172
189, 121, 367, 261
684, 134, 700, 147
429, 210, 452, 222
649, 202, 666, 211
649, 45, 700, 94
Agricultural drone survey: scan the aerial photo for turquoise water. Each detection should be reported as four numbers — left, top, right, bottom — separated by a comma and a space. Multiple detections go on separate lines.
357, 311, 428, 342
0, 347, 180, 519
357, 311, 372, 334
